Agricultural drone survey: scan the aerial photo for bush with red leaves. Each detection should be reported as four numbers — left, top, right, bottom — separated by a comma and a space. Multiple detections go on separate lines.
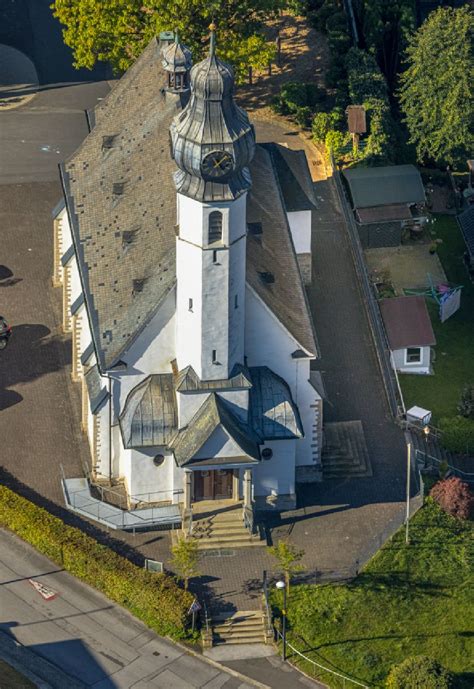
430, 477, 473, 520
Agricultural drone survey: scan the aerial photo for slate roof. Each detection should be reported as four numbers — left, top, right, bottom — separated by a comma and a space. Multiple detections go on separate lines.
176, 364, 252, 393
84, 364, 109, 414
343, 165, 425, 209
249, 366, 303, 439
457, 206, 474, 259
170, 393, 260, 466
247, 145, 318, 356
119, 374, 177, 448
271, 144, 317, 212
379, 296, 436, 350
60, 37, 318, 371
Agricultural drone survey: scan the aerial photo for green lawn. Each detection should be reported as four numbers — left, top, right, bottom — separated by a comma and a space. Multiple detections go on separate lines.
0, 661, 36, 689
273, 501, 474, 688
400, 215, 474, 422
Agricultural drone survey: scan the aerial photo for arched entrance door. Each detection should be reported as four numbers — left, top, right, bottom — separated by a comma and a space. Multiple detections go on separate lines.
194, 469, 233, 501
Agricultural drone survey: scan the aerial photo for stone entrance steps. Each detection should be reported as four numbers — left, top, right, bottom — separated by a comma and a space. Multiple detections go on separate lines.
322, 420, 372, 479
192, 504, 263, 550
212, 611, 266, 645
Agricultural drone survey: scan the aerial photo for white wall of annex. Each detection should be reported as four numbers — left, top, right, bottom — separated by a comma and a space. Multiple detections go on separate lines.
287, 210, 312, 254
253, 440, 295, 497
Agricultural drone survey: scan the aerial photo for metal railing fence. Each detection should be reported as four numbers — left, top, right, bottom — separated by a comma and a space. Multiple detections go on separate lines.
274, 628, 369, 689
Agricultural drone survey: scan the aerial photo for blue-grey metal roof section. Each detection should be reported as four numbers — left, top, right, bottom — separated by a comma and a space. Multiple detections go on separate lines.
170, 49, 255, 202
71, 293, 85, 316
51, 196, 66, 218
119, 374, 177, 448
61, 243, 75, 267
85, 364, 109, 414
176, 364, 252, 393
81, 341, 95, 366
171, 393, 260, 466
249, 366, 303, 440
162, 37, 192, 74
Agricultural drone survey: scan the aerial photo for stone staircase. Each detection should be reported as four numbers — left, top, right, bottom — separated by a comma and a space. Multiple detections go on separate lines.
212, 610, 267, 645
322, 421, 372, 479
190, 501, 263, 550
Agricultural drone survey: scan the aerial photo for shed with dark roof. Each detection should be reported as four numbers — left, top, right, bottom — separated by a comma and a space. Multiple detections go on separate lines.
380, 296, 436, 375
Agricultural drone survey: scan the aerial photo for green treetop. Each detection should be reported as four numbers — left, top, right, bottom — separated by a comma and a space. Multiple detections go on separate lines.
51, 0, 283, 81
398, 6, 474, 169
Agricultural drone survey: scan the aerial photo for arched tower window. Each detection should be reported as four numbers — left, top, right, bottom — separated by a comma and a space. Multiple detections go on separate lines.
208, 211, 223, 244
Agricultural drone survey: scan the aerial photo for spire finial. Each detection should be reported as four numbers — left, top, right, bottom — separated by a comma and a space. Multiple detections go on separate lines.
209, 22, 216, 57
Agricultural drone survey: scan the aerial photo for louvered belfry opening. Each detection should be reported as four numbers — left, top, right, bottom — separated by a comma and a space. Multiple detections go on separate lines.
208, 211, 223, 244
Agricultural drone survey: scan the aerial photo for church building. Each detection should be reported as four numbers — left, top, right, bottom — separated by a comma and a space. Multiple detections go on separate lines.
52, 29, 322, 530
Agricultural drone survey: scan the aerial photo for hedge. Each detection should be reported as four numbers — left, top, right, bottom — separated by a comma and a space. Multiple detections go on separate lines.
0, 485, 193, 638
439, 416, 474, 455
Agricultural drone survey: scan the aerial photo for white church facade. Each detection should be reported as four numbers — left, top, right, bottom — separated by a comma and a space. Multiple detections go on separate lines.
52, 31, 322, 525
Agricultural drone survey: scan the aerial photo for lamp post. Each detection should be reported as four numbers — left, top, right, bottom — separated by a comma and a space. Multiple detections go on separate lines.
275, 579, 287, 661
423, 425, 430, 468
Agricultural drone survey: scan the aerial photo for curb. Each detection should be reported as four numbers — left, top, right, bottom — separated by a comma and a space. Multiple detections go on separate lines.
171, 638, 271, 689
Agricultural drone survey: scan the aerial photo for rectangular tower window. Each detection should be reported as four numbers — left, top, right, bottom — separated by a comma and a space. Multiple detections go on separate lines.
212, 349, 217, 363
234, 294, 238, 309
188, 298, 193, 311
213, 250, 218, 263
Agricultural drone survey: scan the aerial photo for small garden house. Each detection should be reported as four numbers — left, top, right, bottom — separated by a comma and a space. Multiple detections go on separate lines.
380, 296, 436, 375
343, 165, 426, 248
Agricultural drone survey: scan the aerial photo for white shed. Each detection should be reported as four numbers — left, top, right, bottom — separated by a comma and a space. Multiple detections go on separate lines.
380, 296, 436, 375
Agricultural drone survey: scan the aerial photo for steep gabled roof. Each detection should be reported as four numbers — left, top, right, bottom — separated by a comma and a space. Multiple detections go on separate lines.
343, 165, 425, 209
271, 144, 317, 212
249, 366, 303, 440
176, 364, 252, 392
170, 393, 260, 466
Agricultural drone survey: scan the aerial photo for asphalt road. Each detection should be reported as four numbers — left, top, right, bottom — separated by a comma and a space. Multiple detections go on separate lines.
0, 529, 260, 689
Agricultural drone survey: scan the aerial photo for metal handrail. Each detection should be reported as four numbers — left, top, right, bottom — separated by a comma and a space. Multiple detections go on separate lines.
262, 571, 274, 638
130, 489, 184, 504
242, 503, 254, 534
414, 449, 474, 482
275, 628, 369, 689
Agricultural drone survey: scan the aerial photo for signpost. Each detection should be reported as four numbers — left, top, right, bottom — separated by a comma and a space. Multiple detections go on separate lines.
144, 559, 163, 573
188, 599, 202, 633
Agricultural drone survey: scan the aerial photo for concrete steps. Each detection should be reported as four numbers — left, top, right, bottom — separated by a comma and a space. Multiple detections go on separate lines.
322, 420, 372, 479
212, 611, 266, 646
191, 503, 263, 550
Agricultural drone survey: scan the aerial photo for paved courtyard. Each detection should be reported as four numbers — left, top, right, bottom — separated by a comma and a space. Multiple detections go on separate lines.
365, 245, 447, 294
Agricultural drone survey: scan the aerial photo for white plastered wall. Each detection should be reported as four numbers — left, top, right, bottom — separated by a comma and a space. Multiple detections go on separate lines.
245, 286, 321, 467
253, 439, 295, 497
391, 346, 431, 375
287, 210, 311, 254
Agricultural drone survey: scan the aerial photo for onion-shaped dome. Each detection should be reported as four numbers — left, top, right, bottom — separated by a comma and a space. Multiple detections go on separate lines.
161, 35, 192, 75
170, 27, 255, 202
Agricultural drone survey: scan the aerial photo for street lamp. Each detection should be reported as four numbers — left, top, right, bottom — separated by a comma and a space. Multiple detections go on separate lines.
275, 579, 287, 661
423, 425, 430, 468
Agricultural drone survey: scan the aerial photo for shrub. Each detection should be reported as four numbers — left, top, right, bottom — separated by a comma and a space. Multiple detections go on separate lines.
268, 540, 305, 591
272, 82, 326, 125
430, 477, 473, 520
325, 129, 351, 164
312, 110, 343, 142
386, 655, 453, 689
458, 384, 474, 419
439, 415, 474, 454
0, 486, 193, 638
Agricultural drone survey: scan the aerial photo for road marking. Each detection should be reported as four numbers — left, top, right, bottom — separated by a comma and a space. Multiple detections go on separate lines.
28, 579, 58, 601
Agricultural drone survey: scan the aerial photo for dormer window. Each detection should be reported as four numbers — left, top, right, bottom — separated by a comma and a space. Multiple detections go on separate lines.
208, 211, 223, 244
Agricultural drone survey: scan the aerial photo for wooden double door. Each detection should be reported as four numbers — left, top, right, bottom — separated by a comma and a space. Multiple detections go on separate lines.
193, 469, 233, 501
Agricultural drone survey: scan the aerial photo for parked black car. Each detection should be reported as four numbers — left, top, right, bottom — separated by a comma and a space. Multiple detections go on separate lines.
0, 316, 11, 349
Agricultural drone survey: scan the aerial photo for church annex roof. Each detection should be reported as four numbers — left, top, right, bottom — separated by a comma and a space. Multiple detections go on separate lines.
176, 364, 252, 393
170, 393, 260, 466
61, 36, 318, 372
271, 145, 317, 212
249, 366, 303, 440
119, 374, 178, 448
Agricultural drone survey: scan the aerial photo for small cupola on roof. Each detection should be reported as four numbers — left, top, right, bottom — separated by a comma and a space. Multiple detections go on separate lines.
161, 31, 192, 92
170, 24, 256, 202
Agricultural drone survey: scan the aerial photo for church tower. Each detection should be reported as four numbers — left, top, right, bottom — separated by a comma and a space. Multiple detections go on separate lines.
170, 27, 255, 381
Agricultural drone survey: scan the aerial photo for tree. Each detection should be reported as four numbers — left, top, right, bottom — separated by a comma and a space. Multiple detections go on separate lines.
458, 383, 474, 419
398, 6, 474, 168
170, 536, 200, 590
51, 0, 282, 82
268, 540, 305, 591
430, 477, 473, 520
386, 655, 453, 689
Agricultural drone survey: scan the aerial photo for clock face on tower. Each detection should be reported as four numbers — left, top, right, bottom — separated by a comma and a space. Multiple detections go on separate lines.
200, 150, 234, 179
